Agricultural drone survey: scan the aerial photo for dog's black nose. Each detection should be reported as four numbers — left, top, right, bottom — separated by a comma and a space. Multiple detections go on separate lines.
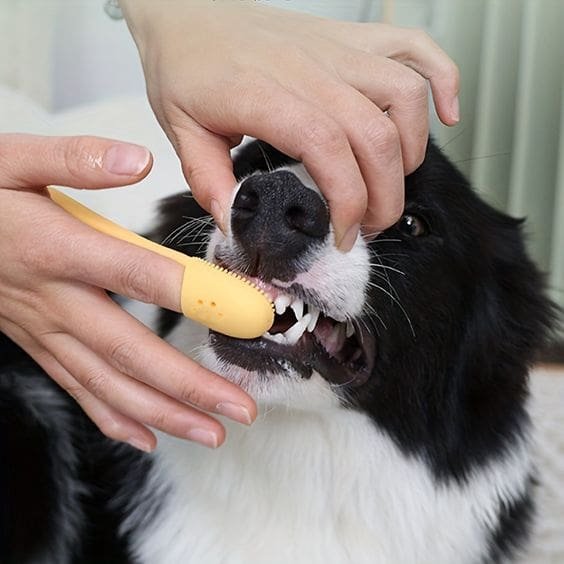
231, 170, 329, 280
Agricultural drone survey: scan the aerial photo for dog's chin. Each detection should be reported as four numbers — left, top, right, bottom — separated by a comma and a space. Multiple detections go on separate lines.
195, 343, 345, 410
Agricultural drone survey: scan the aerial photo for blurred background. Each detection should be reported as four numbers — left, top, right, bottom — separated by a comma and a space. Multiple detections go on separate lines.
1, 1, 563, 560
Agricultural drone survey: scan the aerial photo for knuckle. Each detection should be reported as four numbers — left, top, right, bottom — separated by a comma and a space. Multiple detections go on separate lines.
106, 336, 138, 371
118, 259, 157, 304
407, 73, 429, 101
55, 136, 98, 179
301, 119, 348, 157
83, 369, 109, 400
65, 383, 88, 405
362, 115, 398, 151
148, 409, 170, 431
410, 28, 434, 46
178, 383, 204, 407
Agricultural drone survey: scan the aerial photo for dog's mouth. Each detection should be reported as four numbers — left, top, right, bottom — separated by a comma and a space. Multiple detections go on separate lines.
210, 265, 375, 387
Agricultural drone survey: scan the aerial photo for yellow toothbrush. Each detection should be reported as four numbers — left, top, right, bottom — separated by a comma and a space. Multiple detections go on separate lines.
47, 188, 274, 339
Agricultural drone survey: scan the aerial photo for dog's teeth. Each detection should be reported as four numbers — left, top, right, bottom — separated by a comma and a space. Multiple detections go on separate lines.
263, 332, 288, 345
307, 306, 320, 332
346, 321, 355, 338
275, 295, 292, 315
283, 314, 310, 345
290, 298, 304, 321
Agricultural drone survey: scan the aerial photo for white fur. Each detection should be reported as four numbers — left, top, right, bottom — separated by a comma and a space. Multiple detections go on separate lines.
128, 378, 532, 564
127, 317, 532, 564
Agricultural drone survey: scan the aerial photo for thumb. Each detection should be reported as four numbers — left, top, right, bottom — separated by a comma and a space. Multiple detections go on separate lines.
0, 134, 152, 190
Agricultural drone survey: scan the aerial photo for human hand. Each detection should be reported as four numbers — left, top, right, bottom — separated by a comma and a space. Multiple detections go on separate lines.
0, 134, 256, 452
120, 0, 459, 250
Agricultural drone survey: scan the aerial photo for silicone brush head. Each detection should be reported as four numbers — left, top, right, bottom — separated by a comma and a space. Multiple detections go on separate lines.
181, 257, 274, 339
47, 187, 274, 339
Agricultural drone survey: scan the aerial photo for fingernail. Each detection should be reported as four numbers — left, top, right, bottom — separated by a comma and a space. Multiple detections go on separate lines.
210, 199, 226, 234
451, 96, 460, 123
186, 428, 219, 449
216, 402, 253, 425
337, 223, 360, 252
127, 437, 154, 453
103, 143, 151, 176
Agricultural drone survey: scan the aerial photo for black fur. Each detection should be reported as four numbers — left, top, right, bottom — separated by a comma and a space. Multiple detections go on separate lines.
0, 139, 556, 562
0, 337, 146, 564
156, 140, 555, 477
347, 142, 554, 482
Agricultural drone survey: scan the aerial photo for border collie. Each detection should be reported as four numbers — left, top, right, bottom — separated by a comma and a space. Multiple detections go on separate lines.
0, 139, 555, 564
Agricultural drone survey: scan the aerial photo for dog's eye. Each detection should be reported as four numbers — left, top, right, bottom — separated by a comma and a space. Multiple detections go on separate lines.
397, 214, 428, 237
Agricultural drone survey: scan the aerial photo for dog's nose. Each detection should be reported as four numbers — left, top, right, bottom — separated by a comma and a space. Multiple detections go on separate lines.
231, 170, 329, 280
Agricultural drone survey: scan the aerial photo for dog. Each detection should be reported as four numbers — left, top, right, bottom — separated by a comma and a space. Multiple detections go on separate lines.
0, 139, 555, 563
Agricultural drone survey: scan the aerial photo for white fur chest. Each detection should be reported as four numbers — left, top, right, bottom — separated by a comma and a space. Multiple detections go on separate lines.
126, 405, 531, 564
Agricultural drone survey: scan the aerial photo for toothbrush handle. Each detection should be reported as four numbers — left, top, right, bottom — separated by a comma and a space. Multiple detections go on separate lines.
47, 187, 192, 267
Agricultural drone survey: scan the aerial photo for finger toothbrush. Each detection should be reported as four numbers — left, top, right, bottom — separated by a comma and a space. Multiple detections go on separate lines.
47, 187, 274, 339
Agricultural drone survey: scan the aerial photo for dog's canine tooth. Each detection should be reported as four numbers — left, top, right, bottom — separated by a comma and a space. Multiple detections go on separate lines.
307, 306, 320, 332
275, 295, 292, 315
283, 313, 311, 345
346, 321, 355, 338
290, 298, 304, 322
263, 332, 288, 345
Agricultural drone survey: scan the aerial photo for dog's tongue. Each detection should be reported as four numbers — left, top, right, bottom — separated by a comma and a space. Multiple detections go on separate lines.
313, 318, 347, 356
309, 321, 376, 388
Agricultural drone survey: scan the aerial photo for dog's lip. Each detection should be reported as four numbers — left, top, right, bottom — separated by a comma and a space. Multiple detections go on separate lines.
210, 257, 375, 387
210, 327, 374, 387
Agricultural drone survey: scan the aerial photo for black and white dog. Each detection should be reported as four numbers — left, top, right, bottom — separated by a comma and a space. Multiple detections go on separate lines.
0, 139, 555, 563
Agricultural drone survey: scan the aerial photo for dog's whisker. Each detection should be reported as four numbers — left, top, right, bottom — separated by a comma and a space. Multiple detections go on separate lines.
257, 141, 275, 173
163, 216, 214, 247
367, 262, 406, 277
365, 282, 415, 338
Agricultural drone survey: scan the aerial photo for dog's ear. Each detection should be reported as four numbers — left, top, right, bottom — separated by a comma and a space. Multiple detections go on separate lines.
451, 214, 557, 446
233, 140, 296, 180
462, 216, 556, 377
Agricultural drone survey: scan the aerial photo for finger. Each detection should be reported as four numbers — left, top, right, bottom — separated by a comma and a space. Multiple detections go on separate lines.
328, 24, 460, 124
336, 54, 429, 174
388, 28, 460, 125
47, 284, 257, 426
37, 349, 159, 451
280, 71, 404, 235
0, 317, 156, 451
226, 77, 368, 250
40, 330, 225, 448
4, 189, 185, 314
167, 117, 239, 233
0, 133, 153, 190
